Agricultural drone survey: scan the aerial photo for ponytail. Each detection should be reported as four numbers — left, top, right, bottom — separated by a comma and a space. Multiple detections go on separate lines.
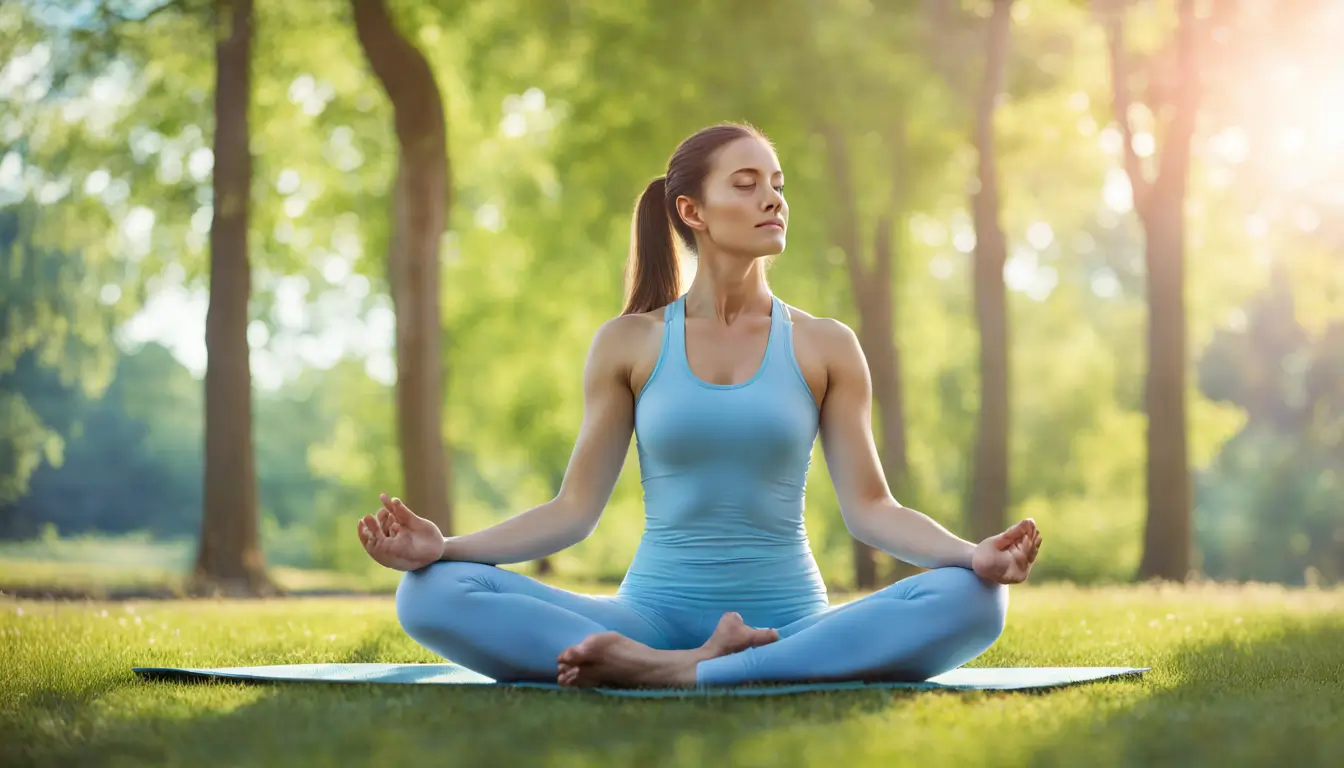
622, 176, 681, 315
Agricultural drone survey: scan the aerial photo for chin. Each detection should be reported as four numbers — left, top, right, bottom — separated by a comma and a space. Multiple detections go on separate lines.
754, 231, 787, 256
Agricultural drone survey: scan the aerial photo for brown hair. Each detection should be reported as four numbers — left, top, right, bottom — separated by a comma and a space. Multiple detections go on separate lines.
622, 123, 771, 315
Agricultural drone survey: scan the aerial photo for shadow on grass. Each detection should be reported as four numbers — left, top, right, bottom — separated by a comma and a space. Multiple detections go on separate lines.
16, 672, 937, 766
1026, 620, 1344, 768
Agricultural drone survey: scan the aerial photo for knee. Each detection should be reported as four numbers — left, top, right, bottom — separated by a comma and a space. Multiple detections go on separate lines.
394, 560, 492, 639
925, 567, 1009, 643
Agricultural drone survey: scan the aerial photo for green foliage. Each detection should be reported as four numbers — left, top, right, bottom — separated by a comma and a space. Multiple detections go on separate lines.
2, 0, 1342, 587
0, 206, 135, 502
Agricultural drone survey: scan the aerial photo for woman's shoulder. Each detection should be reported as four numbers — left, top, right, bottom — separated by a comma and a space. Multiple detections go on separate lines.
588, 306, 668, 366
780, 302, 858, 346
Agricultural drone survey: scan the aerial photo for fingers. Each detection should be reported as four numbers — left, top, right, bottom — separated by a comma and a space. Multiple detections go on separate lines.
360, 513, 384, 547
381, 493, 417, 526
377, 507, 393, 536
997, 518, 1039, 550
1028, 532, 1042, 564
995, 519, 1027, 549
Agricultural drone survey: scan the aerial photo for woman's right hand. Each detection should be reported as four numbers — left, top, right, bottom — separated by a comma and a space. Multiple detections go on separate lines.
357, 493, 444, 572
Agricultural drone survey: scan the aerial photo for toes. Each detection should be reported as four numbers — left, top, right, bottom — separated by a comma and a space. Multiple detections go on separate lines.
557, 663, 578, 686
560, 632, 615, 664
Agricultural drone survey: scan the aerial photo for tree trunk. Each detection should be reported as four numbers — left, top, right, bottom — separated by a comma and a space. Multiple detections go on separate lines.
867, 214, 921, 586
193, 0, 273, 597
820, 123, 911, 591
1137, 0, 1199, 581
352, 0, 453, 534
1106, 0, 1203, 581
1139, 200, 1191, 580
969, 0, 1013, 545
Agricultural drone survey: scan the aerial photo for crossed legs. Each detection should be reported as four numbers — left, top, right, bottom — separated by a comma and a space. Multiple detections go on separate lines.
395, 561, 1006, 687
395, 561, 773, 684
695, 566, 1008, 685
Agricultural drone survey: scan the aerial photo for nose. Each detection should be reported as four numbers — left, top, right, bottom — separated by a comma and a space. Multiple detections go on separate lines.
763, 188, 783, 211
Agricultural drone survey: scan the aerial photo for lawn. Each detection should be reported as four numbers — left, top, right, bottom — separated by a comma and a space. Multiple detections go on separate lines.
3, 582, 1341, 767
0, 535, 405, 598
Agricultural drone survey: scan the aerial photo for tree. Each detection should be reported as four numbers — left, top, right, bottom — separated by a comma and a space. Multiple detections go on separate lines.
968, 0, 1014, 543
1102, 0, 1224, 581
351, 0, 453, 534
192, 0, 273, 596
819, 122, 911, 590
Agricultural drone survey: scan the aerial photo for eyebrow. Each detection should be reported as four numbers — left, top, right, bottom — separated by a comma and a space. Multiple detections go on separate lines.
729, 167, 784, 178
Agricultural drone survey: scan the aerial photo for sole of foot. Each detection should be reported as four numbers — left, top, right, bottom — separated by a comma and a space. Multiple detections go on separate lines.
555, 611, 779, 688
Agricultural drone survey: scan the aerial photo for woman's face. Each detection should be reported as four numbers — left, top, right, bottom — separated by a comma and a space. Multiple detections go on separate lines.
677, 137, 788, 258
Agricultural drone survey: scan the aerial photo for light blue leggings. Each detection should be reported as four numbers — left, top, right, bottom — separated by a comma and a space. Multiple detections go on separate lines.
395, 561, 1009, 686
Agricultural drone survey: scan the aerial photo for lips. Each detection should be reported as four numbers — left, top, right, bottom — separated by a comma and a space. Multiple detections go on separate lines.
756, 221, 784, 230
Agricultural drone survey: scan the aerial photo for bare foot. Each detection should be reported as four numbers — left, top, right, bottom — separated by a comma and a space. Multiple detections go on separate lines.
556, 612, 778, 688
701, 611, 780, 656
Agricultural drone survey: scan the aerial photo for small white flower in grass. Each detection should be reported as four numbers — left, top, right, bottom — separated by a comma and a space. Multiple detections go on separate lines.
14, 607, 21, 616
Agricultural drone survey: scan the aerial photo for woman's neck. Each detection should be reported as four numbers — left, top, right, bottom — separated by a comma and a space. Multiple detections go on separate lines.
683, 253, 771, 324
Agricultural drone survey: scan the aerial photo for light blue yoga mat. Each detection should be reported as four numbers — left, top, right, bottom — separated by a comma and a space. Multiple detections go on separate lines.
133, 663, 1148, 697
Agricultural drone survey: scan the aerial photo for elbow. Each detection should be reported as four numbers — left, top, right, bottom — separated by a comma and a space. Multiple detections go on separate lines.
840, 494, 900, 544
552, 494, 601, 542
840, 505, 877, 545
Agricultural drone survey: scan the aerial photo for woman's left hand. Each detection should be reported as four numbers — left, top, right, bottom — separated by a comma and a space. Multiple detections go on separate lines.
971, 519, 1042, 585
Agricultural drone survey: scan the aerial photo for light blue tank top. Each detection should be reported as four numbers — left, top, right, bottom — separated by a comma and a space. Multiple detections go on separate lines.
618, 293, 828, 614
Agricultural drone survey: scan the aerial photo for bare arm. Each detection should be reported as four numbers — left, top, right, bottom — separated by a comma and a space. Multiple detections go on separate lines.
438, 318, 638, 565
816, 320, 977, 570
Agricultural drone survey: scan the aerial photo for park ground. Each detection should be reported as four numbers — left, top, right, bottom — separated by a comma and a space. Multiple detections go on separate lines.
3, 568, 1342, 767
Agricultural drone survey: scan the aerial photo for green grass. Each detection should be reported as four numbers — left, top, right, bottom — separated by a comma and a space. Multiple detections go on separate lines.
3, 583, 1342, 767
0, 558, 407, 598
0, 534, 409, 598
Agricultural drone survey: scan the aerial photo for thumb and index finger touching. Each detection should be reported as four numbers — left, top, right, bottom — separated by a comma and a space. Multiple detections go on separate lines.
380, 493, 418, 526
995, 518, 1039, 550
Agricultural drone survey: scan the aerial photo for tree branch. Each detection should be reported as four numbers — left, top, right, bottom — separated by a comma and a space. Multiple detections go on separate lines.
1104, 9, 1151, 222
109, 0, 190, 24
82, 0, 191, 31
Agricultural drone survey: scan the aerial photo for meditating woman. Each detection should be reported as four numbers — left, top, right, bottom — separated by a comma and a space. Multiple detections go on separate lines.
357, 123, 1042, 689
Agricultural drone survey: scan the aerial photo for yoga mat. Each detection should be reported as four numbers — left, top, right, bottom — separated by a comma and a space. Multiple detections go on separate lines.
133, 663, 1148, 697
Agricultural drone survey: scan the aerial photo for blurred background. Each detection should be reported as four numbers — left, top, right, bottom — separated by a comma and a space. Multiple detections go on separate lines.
2, 0, 1341, 598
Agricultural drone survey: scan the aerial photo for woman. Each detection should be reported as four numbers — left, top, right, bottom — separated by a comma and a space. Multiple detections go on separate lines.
357, 123, 1042, 689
